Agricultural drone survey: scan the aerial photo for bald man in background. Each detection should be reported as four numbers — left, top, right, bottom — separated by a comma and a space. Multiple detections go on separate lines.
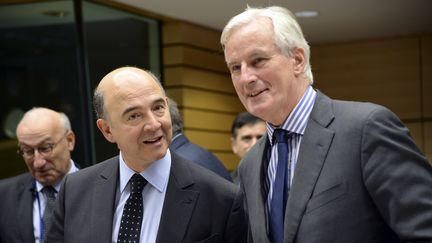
0, 107, 79, 243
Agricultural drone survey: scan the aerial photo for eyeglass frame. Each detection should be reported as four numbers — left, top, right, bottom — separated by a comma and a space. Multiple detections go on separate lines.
17, 131, 69, 159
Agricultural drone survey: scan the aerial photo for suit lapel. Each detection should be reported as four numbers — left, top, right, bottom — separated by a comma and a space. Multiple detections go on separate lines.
284, 92, 335, 243
91, 157, 119, 242
241, 137, 271, 243
156, 154, 199, 243
17, 174, 35, 243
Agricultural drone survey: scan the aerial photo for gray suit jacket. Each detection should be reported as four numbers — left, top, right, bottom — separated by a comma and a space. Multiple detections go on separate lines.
0, 173, 35, 243
239, 91, 432, 243
46, 152, 247, 243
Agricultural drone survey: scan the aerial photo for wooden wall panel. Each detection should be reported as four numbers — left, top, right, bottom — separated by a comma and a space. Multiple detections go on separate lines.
182, 109, 238, 132
184, 130, 231, 151
167, 88, 243, 113
425, 122, 432, 163
405, 122, 424, 151
213, 152, 240, 171
163, 45, 227, 73
313, 37, 421, 120
164, 67, 234, 93
162, 20, 242, 170
163, 22, 221, 51
422, 35, 432, 118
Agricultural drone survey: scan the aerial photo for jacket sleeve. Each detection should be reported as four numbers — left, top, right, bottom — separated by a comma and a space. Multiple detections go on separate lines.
361, 106, 432, 241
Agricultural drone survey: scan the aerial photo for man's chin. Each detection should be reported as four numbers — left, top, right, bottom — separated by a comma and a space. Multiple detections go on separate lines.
36, 174, 57, 185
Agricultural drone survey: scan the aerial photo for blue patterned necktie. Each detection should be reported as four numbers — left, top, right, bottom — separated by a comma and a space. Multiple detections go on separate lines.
269, 129, 290, 243
42, 186, 56, 241
117, 173, 147, 243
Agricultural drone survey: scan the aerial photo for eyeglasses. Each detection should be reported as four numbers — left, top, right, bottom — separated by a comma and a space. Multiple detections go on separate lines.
17, 131, 69, 159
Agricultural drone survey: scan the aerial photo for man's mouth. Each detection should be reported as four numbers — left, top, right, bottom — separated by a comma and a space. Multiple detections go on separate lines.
144, 136, 162, 144
248, 89, 267, 97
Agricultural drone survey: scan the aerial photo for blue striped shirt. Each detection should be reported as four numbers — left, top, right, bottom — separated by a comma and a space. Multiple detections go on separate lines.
265, 85, 317, 219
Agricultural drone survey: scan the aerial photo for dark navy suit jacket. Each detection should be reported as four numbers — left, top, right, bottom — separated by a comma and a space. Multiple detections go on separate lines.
169, 134, 232, 182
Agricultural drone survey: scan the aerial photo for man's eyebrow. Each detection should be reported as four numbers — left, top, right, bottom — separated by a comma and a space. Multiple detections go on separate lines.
18, 138, 52, 147
153, 98, 166, 105
227, 61, 236, 66
122, 106, 140, 117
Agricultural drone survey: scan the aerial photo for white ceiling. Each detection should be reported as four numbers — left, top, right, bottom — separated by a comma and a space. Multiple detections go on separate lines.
114, 0, 432, 44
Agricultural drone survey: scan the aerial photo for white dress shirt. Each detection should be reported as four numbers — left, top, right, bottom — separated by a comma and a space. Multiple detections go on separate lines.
112, 150, 171, 243
33, 160, 79, 243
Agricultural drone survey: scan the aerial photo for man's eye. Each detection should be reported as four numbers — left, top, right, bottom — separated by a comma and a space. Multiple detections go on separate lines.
154, 104, 166, 114
230, 65, 240, 73
22, 148, 33, 154
252, 58, 265, 66
38, 146, 52, 153
128, 113, 142, 120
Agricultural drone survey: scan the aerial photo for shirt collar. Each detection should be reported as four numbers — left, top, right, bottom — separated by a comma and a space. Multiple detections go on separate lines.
118, 150, 171, 194
267, 85, 317, 145
35, 159, 78, 193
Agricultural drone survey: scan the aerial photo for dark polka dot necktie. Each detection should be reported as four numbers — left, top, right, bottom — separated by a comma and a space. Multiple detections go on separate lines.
117, 173, 147, 243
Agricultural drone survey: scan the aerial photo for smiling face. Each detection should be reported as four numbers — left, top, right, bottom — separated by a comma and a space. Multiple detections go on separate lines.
224, 17, 309, 126
96, 68, 172, 172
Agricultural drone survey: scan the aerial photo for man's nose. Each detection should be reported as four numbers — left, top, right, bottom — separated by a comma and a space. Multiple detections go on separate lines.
239, 65, 256, 84
33, 152, 47, 168
143, 114, 162, 131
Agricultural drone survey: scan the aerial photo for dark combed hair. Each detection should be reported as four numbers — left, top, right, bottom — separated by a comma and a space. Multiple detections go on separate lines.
231, 112, 263, 138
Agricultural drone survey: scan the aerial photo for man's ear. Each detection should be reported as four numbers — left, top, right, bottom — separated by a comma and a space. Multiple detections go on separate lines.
66, 131, 76, 151
96, 118, 116, 143
231, 137, 238, 154
292, 47, 306, 76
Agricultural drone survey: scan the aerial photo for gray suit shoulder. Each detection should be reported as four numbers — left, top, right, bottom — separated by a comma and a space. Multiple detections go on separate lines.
0, 172, 32, 190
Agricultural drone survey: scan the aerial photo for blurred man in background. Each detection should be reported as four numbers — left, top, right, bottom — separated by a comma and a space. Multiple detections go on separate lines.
0, 107, 78, 243
169, 97, 232, 181
230, 111, 266, 184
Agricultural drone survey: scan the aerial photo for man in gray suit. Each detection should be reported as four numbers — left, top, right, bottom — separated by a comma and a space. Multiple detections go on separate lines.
221, 6, 432, 243
46, 67, 247, 243
0, 108, 79, 243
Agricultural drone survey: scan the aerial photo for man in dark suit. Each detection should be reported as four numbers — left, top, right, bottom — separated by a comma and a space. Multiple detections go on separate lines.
221, 6, 432, 243
168, 97, 232, 181
0, 107, 79, 243
230, 112, 266, 184
46, 67, 247, 243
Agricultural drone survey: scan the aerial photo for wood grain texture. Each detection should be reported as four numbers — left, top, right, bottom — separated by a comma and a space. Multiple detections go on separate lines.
313, 37, 421, 120
421, 35, 432, 118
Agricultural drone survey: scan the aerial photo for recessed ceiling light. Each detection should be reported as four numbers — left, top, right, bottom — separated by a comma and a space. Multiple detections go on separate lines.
295, 10, 318, 18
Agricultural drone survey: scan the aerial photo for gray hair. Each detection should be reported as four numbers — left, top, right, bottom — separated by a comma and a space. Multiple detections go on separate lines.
20, 107, 72, 131
93, 88, 105, 119
221, 6, 313, 84
58, 112, 72, 131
